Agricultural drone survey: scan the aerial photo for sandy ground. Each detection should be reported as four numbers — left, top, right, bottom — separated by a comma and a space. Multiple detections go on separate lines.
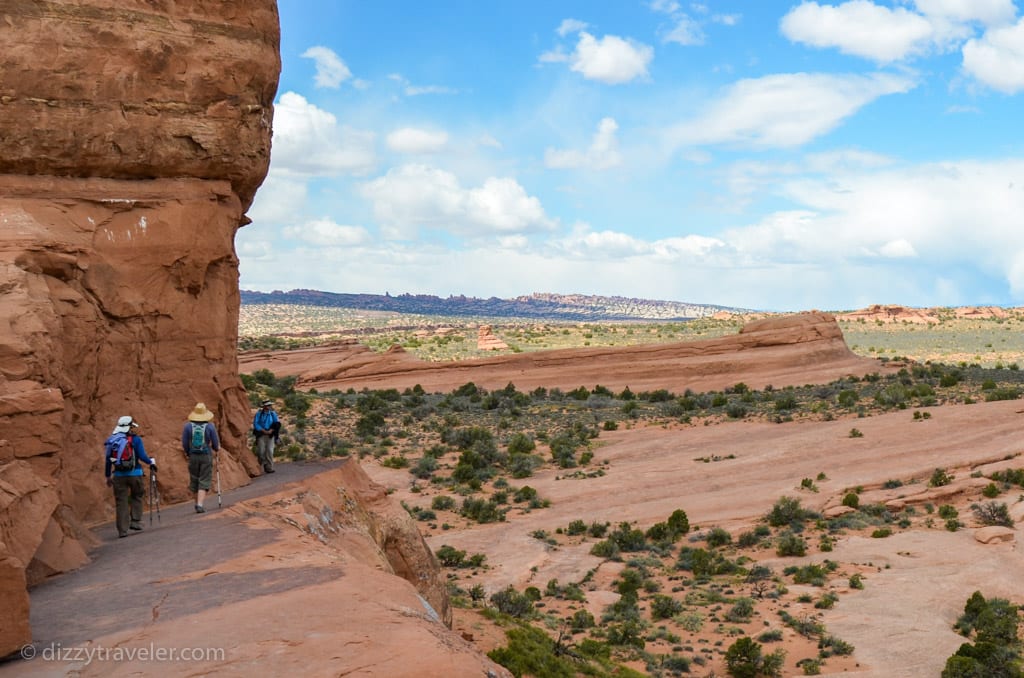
367, 399, 1024, 677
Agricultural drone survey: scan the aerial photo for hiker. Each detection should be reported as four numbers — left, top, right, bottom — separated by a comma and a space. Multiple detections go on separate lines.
252, 399, 279, 474
104, 416, 158, 538
181, 402, 220, 513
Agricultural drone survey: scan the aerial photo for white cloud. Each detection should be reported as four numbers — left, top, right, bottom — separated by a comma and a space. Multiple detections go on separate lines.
664, 15, 705, 45
247, 169, 309, 225
387, 73, 458, 96
569, 32, 654, 84
962, 18, 1024, 93
545, 118, 623, 170
477, 134, 504, 150
557, 18, 588, 36
358, 164, 555, 240
271, 92, 376, 175
300, 46, 352, 88
780, 1, 934, 62
669, 72, 916, 149
913, 0, 1017, 26
283, 218, 371, 246
386, 128, 450, 154
650, 0, 681, 13
879, 239, 918, 258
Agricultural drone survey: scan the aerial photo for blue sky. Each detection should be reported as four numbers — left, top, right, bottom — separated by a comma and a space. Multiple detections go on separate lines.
239, 0, 1024, 312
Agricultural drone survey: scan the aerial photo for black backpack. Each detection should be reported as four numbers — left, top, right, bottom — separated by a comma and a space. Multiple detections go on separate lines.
106, 433, 136, 472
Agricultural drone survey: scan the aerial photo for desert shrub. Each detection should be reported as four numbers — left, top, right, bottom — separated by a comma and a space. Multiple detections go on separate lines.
566, 519, 588, 536
602, 420, 618, 431
588, 521, 609, 538
667, 509, 690, 537
930, 467, 954, 487
737, 530, 762, 548
706, 527, 733, 547
788, 563, 828, 586
506, 432, 535, 455
776, 532, 807, 557
650, 594, 684, 620
410, 454, 437, 479
985, 387, 1022, 402
837, 389, 858, 407
991, 468, 1024, 486
849, 573, 865, 589
355, 412, 386, 438
848, 428, 864, 438
507, 453, 542, 479
758, 629, 784, 643
774, 393, 798, 411
431, 495, 456, 511
726, 402, 748, 419
767, 496, 812, 529
726, 597, 756, 623
569, 608, 595, 630
841, 492, 860, 509
871, 527, 892, 538
972, 502, 1013, 527
818, 635, 855, 657
461, 497, 505, 523
487, 625, 573, 678
982, 483, 1001, 498
489, 586, 535, 618
677, 547, 741, 577
590, 539, 620, 559
609, 522, 648, 552
435, 544, 466, 567
939, 504, 959, 519
724, 637, 785, 678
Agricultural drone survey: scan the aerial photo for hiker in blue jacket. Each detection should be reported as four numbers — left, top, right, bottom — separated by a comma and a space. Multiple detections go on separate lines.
104, 416, 157, 538
252, 400, 279, 474
181, 403, 220, 513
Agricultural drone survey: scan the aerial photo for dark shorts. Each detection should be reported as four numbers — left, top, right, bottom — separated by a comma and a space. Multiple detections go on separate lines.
188, 453, 213, 492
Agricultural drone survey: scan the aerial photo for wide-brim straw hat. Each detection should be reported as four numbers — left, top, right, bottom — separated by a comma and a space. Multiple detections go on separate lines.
187, 402, 215, 422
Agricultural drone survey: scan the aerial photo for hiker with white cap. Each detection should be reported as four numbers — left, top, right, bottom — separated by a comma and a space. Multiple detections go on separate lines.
252, 399, 279, 474
181, 402, 220, 513
103, 416, 157, 538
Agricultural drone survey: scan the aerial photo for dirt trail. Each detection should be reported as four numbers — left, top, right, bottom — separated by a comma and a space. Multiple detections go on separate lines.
7, 460, 345, 667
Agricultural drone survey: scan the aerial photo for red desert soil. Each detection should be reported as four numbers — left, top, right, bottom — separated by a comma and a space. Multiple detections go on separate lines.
368, 400, 1024, 677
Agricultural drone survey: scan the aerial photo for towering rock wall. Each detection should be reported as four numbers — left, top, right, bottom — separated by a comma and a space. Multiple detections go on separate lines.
0, 0, 280, 656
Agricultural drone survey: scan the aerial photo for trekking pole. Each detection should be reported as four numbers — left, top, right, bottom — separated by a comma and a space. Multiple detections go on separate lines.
216, 451, 222, 508
149, 468, 154, 527
154, 465, 161, 523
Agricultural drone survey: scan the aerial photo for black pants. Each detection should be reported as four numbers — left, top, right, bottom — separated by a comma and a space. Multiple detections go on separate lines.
112, 475, 145, 535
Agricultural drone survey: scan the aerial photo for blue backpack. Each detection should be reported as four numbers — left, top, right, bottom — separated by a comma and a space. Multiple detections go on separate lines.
106, 433, 136, 472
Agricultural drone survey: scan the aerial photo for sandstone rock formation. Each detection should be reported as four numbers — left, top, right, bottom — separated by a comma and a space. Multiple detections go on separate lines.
838, 304, 1017, 324
0, 0, 279, 657
241, 311, 881, 395
476, 325, 509, 351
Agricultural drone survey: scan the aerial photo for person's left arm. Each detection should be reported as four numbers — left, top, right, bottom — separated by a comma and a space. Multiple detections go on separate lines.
134, 436, 155, 467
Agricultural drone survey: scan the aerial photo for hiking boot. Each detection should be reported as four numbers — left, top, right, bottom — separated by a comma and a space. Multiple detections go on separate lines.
129, 522, 143, 531
265, 466, 275, 474
195, 505, 206, 514
118, 532, 128, 538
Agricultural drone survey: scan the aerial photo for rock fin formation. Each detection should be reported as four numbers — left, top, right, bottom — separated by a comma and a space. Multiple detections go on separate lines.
0, 0, 279, 655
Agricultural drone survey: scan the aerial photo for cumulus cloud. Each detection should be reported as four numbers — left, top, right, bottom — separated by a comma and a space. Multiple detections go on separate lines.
669, 72, 916, 149
358, 164, 555, 240
300, 46, 353, 88
780, 1, 934, 62
962, 18, 1024, 93
568, 32, 654, 84
545, 118, 623, 170
386, 127, 450, 154
247, 169, 309, 225
271, 92, 376, 175
283, 218, 371, 246
664, 15, 705, 45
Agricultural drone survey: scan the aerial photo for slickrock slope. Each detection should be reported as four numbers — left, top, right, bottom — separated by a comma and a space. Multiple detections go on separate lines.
240, 311, 881, 394
0, 0, 279, 656
4, 460, 508, 677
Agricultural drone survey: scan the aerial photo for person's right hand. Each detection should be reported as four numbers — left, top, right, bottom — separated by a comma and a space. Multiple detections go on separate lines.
106, 477, 113, 487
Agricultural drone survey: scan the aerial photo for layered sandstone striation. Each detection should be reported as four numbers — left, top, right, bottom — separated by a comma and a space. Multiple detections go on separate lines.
241, 311, 882, 394
0, 0, 279, 656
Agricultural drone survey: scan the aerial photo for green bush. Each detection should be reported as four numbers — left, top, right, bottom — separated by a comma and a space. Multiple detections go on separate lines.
706, 527, 732, 547
776, 532, 807, 557
487, 625, 573, 678
841, 492, 860, 509
489, 586, 535, 618
930, 468, 954, 487
650, 594, 684, 620
724, 637, 785, 678
767, 496, 812, 529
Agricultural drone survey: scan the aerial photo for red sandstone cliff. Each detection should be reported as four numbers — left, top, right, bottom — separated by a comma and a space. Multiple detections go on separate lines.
0, 1, 279, 655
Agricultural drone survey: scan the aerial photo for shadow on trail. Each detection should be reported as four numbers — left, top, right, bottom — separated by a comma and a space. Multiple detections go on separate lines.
28, 458, 348, 647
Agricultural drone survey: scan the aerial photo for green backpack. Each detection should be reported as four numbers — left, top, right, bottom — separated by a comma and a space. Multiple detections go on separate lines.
189, 423, 208, 453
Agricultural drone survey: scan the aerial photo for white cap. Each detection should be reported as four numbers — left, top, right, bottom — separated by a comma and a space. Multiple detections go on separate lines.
113, 415, 135, 434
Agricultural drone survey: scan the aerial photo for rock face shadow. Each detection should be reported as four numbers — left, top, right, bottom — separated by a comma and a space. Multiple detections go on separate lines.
28, 516, 340, 646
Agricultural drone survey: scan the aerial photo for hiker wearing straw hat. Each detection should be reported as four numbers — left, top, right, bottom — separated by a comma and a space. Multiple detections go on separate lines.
181, 402, 220, 513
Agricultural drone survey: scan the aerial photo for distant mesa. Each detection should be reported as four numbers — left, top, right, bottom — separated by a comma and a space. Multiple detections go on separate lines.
838, 304, 1014, 324
241, 289, 752, 321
